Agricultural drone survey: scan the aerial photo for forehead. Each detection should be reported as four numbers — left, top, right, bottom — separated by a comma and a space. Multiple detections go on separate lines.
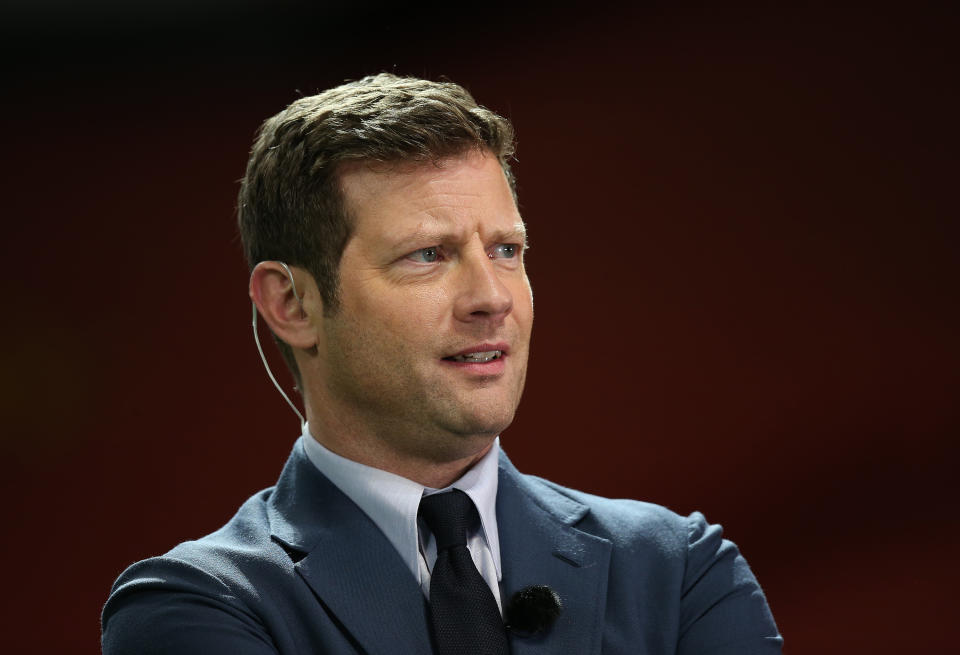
338, 151, 522, 244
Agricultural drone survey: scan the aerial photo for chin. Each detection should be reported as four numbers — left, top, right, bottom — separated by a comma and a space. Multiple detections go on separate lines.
429, 390, 522, 444
426, 431, 500, 465
447, 408, 515, 441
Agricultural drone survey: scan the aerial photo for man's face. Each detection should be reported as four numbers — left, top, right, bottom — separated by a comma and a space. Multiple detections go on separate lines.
311, 150, 533, 463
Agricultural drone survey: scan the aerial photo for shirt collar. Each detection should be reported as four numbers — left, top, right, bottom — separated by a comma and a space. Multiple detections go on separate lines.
300, 423, 502, 584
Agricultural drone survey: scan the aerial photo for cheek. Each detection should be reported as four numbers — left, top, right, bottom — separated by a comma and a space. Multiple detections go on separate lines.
420, 286, 450, 325
510, 279, 534, 323
362, 286, 448, 337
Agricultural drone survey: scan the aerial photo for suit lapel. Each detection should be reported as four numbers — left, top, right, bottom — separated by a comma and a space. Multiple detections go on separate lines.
267, 442, 433, 655
497, 453, 612, 655
264, 442, 611, 655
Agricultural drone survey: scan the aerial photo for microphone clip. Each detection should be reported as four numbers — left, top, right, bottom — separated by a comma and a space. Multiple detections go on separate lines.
504, 585, 563, 637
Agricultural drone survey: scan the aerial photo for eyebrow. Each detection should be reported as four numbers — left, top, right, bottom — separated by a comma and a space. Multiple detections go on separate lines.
511, 221, 530, 250
391, 220, 528, 251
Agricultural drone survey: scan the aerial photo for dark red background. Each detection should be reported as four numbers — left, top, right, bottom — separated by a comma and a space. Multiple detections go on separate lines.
2, 2, 956, 652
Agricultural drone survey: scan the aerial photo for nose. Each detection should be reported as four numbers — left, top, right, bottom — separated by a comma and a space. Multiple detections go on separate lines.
452, 240, 513, 324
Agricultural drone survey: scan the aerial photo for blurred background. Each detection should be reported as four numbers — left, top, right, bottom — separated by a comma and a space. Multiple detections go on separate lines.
2, 1, 956, 652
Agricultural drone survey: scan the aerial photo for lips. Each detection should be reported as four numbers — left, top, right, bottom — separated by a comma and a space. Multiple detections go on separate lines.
442, 343, 509, 363
447, 350, 502, 363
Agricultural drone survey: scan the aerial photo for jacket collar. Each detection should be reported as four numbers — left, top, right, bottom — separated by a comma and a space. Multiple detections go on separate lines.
266, 441, 611, 655
267, 440, 433, 654
496, 453, 612, 655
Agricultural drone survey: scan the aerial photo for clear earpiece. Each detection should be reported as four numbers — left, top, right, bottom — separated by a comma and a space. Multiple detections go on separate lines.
251, 261, 306, 426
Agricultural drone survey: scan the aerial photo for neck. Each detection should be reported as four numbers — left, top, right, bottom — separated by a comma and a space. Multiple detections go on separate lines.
304, 409, 496, 489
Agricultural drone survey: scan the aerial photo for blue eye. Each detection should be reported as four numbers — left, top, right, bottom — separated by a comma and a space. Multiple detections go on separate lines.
407, 247, 441, 263
491, 244, 518, 259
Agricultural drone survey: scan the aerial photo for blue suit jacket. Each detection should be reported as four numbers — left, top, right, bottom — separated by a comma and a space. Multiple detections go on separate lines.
102, 441, 782, 654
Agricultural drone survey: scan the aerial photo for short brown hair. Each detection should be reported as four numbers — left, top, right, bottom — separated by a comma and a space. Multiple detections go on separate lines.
237, 73, 517, 387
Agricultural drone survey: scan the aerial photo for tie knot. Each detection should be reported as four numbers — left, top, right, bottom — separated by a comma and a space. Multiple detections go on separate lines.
419, 489, 476, 551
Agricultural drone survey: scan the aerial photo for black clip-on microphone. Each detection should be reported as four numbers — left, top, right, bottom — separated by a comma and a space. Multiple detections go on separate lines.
505, 585, 563, 637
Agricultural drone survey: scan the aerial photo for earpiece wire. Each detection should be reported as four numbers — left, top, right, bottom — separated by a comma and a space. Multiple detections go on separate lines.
251, 261, 306, 426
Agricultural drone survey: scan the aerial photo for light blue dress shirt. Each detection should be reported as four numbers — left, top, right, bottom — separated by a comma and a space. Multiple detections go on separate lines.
300, 423, 504, 611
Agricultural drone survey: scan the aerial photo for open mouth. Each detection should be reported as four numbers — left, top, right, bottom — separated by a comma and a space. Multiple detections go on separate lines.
443, 350, 503, 363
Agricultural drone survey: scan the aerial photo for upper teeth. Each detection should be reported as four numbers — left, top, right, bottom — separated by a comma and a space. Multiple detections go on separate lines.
451, 350, 502, 363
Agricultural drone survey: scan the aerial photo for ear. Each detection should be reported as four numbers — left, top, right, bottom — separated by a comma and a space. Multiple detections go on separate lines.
249, 261, 318, 350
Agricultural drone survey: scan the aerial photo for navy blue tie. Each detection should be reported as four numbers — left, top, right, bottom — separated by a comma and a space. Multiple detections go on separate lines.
419, 490, 510, 655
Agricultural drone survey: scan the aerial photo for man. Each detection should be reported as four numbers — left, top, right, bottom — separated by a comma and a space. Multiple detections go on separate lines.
102, 74, 782, 654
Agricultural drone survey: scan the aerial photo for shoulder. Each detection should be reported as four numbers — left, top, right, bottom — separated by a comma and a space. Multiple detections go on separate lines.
498, 451, 703, 549
102, 486, 299, 654
518, 472, 752, 589
105, 439, 331, 608
518, 472, 707, 555
107, 485, 294, 600
513, 472, 782, 653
